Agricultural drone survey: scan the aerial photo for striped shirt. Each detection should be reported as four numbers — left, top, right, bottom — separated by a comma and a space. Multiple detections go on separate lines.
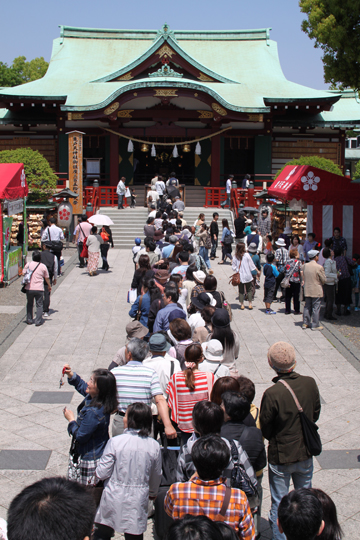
166, 371, 214, 432
111, 361, 162, 413
164, 476, 255, 540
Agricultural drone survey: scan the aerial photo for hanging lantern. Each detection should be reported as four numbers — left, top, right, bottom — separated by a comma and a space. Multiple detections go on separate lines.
141, 143, 149, 152
151, 144, 156, 157
195, 142, 201, 155
57, 200, 73, 229
127, 139, 134, 152
172, 145, 179, 158
183, 144, 191, 153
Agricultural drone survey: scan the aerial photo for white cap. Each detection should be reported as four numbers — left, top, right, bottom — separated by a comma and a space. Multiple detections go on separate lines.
308, 249, 319, 259
202, 339, 224, 361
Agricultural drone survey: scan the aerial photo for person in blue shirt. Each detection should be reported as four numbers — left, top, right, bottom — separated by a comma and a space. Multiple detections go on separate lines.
63, 365, 118, 485
129, 282, 151, 329
263, 253, 279, 315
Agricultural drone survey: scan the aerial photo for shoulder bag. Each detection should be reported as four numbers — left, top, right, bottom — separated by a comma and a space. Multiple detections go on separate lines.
230, 440, 258, 498
279, 379, 322, 456
21, 262, 41, 293
47, 227, 64, 252
281, 260, 298, 289
213, 486, 231, 522
229, 258, 241, 287
133, 295, 143, 321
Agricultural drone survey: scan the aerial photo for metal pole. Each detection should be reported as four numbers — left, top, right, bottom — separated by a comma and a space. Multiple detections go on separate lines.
23, 197, 27, 268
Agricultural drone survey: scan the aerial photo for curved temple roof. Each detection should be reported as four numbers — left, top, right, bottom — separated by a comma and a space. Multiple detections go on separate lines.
0, 24, 342, 115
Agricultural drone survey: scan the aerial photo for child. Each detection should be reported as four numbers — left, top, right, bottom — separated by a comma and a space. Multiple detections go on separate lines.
264, 234, 273, 255
130, 188, 136, 208
352, 253, 360, 311
263, 252, 279, 314
132, 237, 142, 267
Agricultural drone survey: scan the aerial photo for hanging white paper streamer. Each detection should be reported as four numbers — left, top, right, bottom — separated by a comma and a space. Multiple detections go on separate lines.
172, 145, 179, 158
151, 144, 156, 157
127, 139, 134, 152
195, 142, 201, 155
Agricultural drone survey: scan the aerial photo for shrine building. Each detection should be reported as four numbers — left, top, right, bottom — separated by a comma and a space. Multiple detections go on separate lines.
1, 23, 360, 188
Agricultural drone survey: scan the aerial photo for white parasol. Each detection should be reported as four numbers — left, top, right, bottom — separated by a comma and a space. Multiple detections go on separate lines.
88, 214, 114, 226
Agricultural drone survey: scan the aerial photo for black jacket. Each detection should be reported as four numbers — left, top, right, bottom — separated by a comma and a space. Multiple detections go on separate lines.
234, 216, 246, 238
221, 421, 267, 472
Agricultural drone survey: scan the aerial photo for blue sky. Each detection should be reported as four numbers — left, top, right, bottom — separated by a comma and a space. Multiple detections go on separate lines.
1, 0, 328, 90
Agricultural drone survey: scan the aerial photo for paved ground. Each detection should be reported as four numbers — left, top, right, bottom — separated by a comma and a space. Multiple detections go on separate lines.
0, 249, 360, 539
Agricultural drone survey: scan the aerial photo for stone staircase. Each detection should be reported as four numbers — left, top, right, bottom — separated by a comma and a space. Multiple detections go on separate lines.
98, 206, 234, 249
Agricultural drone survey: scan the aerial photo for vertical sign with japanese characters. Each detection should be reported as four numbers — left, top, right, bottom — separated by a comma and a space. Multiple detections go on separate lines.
67, 131, 85, 214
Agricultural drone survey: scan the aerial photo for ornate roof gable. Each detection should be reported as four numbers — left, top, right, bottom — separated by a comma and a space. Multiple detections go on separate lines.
92, 24, 238, 85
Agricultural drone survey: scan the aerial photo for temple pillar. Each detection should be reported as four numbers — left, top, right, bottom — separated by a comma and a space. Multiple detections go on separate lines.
109, 132, 119, 186
211, 135, 221, 187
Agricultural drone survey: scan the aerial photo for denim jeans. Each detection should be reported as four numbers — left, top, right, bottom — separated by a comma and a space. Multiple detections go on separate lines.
303, 297, 321, 328
199, 246, 211, 269
269, 458, 313, 540
221, 193, 231, 207
210, 237, 218, 258
117, 194, 124, 209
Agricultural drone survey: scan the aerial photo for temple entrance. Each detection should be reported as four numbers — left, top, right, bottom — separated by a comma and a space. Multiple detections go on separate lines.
132, 140, 196, 184
224, 136, 255, 177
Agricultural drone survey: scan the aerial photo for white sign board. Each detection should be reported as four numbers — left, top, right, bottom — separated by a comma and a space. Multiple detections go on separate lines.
7, 199, 24, 215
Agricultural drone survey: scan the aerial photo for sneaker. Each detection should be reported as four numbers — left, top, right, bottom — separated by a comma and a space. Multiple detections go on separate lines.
43, 312, 49, 318
355, 307, 360, 312
302, 324, 309, 329
312, 326, 324, 331
266, 309, 276, 315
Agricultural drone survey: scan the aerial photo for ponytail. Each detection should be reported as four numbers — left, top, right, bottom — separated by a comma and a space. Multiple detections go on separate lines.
184, 343, 203, 391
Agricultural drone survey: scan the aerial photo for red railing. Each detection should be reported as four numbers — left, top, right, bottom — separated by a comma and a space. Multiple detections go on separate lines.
204, 188, 228, 207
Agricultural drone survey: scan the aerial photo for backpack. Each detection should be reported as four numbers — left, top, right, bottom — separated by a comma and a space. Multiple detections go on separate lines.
204, 233, 212, 250
230, 440, 258, 498
174, 343, 188, 370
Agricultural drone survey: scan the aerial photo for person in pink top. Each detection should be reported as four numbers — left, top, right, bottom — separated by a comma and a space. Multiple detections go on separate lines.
167, 343, 214, 444
22, 250, 52, 326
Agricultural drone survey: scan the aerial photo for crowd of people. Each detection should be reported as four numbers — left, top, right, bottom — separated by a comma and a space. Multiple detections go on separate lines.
15, 186, 353, 540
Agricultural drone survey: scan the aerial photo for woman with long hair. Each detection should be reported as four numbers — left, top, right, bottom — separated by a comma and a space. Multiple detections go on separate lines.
94, 403, 162, 540
198, 223, 212, 272
194, 213, 205, 248
284, 249, 303, 315
207, 309, 240, 375
167, 343, 214, 444
63, 364, 118, 485
128, 276, 152, 329
183, 264, 197, 307
219, 218, 233, 264
86, 226, 104, 276
100, 225, 114, 271
309, 488, 342, 540
131, 254, 153, 297
288, 234, 304, 262
232, 243, 259, 310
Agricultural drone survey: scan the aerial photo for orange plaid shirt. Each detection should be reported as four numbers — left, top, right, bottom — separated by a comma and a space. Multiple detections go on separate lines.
164, 476, 255, 540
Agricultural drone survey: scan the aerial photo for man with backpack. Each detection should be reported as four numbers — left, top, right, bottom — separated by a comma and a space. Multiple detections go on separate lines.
165, 434, 255, 539
41, 242, 58, 317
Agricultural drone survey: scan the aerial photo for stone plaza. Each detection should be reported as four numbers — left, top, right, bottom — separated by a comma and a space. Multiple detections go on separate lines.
0, 243, 360, 538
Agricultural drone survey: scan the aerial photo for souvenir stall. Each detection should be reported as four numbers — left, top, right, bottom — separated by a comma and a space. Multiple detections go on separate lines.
268, 165, 360, 256
0, 163, 29, 284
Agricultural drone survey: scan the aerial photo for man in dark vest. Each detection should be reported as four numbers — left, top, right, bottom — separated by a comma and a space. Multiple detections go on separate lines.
41, 242, 58, 317
245, 224, 262, 254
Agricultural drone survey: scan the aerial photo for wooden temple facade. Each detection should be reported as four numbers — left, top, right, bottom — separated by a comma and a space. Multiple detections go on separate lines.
1, 24, 360, 188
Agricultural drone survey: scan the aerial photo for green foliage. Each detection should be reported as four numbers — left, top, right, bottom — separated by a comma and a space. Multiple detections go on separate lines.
354, 160, 360, 179
0, 148, 57, 203
0, 56, 48, 87
299, 0, 360, 91
275, 155, 343, 179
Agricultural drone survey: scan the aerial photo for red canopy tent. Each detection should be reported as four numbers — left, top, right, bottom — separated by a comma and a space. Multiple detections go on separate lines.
0, 163, 29, 283
268, 165, 360, 256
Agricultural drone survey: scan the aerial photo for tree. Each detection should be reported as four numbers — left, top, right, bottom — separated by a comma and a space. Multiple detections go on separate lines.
0, 56, 48, 87
354, 160, 360, 179
299, 0, 360, 91
275, 155, 343, 179
0, 148, 57, 203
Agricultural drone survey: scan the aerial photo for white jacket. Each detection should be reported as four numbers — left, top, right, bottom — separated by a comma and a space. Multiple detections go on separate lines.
324, 258, 338, 285
116, 180, 125, 195
232, 252, 256, 284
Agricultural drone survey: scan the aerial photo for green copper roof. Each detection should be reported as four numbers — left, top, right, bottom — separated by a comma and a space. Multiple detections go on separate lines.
0, 24, 340, 112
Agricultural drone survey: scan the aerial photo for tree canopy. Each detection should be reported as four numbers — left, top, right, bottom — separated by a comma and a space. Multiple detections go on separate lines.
299, 0, 360, 91
275, 155, 343, 179
0, 56, 48, 87
0, 148, 57, 203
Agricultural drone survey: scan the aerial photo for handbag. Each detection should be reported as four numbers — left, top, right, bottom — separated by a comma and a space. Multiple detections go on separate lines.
86, 475, 104, 507
80, 239, 89, 258
133, 295, 143, 321
223, 232, 233, 245
279, 379, 322, 456
229, 257, 241, 287
220, 291, 232, 321
127, 288, 137, 304
281, 260, 298, 289
21, 262, 41, 293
